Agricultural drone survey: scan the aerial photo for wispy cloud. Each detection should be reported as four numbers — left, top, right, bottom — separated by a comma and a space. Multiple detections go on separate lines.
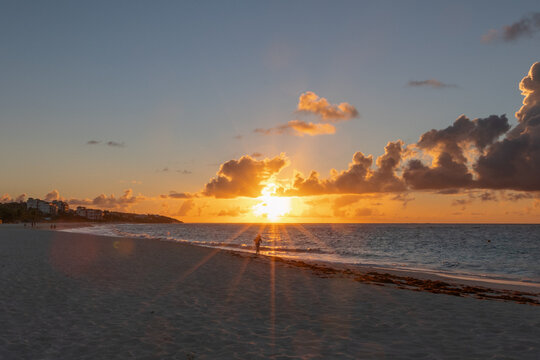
86, 139, 126, 147
106, 141, 125, 148
254, 120, 336, 137
407, 79, 457, 89
482, 12, 540, 43
160, 191, 196, 199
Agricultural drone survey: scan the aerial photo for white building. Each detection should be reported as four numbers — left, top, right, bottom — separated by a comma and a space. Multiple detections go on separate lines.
86, 209, 103, 221
37, 201, 57, 215
27, 198, 58, 215
76, 206, 87, 217
26, 198, 38, 209
52, 200, 69, 213
76, 206, 103, 220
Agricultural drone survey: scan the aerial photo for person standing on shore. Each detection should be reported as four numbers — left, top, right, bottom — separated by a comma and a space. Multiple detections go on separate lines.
254, 234, 262, 255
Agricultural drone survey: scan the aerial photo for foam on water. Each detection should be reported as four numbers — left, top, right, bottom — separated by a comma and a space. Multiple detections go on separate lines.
61, 223, 540, 285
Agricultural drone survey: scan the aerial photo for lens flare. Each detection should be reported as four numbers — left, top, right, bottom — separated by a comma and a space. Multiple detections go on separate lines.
252, 183, 291, 221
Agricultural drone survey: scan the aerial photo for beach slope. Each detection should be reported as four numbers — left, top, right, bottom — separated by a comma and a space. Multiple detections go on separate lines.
1, 226, 538, 359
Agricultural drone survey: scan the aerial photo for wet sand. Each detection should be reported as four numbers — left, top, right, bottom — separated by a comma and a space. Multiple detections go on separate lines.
1, 225, 539, 359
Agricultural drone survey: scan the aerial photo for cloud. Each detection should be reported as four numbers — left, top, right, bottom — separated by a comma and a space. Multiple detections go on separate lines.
171, 62, 539, 200
217, 207, 249, 217
161, 191, 195, 199
482, 13, 540, 43
107, 141, 125, 148
250, 152, 263, 158
474, 62, 540, 191
407, 79, 457, 89
332, 195, 363, 217
159, 168, 192, 174
177, 199, 195, 216
479, 191, 497, 202
297, 91, 359, 122
282, 64, 538, 195
403, 114, 510, 190
452, 198, 473, 208
391, 193, 415, 208
203, 154, 288, 198
69, 189, 144, 210
355, 207, 373, 216
288, 120, 336, 136
253, 91, 357, 137
0, 193, 27, 203
86, 140, 126, 148
503, 192, 534, 202
255, 120, 336, 137
286, 141, 406, 195
403, 154, 474, 190
436, 189, 461, 195
44, 190, 61, 202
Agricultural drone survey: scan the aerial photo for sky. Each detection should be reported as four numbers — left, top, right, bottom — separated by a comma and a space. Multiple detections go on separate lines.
1, 1, 539, 222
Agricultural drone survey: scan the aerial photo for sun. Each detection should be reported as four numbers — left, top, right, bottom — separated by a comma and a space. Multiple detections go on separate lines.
252, 182, 291, 222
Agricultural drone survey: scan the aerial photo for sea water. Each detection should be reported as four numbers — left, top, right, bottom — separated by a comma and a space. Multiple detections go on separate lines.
62, 223, 540, 284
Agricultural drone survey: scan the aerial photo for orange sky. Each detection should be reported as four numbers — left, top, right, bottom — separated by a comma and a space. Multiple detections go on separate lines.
1, 4, 539, 223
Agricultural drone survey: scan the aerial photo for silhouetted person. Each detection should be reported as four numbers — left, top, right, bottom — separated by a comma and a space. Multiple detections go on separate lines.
254, 234, 262, 255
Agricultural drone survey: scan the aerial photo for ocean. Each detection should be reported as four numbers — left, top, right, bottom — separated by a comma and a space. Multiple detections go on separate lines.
62, 223, 540, 285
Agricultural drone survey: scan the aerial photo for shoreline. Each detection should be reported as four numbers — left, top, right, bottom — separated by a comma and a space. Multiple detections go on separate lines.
52, 222, 540, 296
2, 225, 539, 358
5, 222, 539, 300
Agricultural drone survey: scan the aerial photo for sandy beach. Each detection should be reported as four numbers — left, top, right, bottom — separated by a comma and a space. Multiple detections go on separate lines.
1, 225, 539, 359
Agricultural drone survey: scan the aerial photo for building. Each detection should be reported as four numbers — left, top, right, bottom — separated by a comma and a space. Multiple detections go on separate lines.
52, 200, 69, 213
27, 198, 58, 215
37, 201, 57, 215
76, 206, 103, 220
86, 209, 103, 221
76, 206, 87, 217
26, 198, 38, 209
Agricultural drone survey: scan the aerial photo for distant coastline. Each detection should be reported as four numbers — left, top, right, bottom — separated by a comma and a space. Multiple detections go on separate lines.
0, 201, 181, 224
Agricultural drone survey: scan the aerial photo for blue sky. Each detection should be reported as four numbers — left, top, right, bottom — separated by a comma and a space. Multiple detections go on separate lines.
1, 0, 539, 200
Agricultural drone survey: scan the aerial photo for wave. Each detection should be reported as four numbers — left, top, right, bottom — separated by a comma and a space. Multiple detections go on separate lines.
59, 223, 540, 286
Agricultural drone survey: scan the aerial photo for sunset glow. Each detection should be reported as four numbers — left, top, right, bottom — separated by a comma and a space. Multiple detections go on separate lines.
252, 183, 292, 222
0, 2, 539, 224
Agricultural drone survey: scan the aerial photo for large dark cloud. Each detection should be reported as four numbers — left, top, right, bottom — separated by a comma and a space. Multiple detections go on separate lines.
403, 114, 510, 190
202, 154, 288, 198
192, 63, 539, 199
474, 62, 540, 191
403, 154, 473, 190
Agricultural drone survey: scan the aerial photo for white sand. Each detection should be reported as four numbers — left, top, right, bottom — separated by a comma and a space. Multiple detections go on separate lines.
1, 225, 539, 359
